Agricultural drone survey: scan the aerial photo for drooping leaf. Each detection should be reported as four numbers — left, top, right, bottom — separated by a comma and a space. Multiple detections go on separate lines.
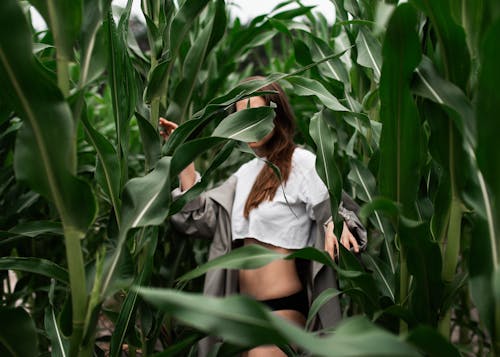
212, 106, 275, 142
138, 288, 420, 356
0, 257, 69, 284
8, 221, 63, 237
286, 76, 349, 112
177, 245, 284, 283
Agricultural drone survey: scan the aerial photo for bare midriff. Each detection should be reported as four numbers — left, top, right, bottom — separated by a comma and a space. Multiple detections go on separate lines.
239, 238, 303, 301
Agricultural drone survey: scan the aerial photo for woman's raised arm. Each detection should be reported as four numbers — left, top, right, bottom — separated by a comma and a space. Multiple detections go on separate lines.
159, 117, 197, 191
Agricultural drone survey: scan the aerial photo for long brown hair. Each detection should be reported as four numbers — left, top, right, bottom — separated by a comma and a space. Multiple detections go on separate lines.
242, 77, 296, 218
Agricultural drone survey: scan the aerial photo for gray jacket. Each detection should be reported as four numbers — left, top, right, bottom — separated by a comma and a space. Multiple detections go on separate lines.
171, 175, 366, 355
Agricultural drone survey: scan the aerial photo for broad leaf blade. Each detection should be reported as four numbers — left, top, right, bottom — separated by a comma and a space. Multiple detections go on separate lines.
378, 4, 422, 213
0, 0, 95, 235
212, 106, 275, 142
0, 257, 69, 284
309, 110, 342, 217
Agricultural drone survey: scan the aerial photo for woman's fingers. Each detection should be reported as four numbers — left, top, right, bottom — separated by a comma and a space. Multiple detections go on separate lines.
324, 221, 339, 259
340, 222, 359, 253
159, 117, 178, 139
333, 235, 339, 259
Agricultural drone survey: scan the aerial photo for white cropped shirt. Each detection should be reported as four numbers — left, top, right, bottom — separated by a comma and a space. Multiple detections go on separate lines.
231, 147, 329, 249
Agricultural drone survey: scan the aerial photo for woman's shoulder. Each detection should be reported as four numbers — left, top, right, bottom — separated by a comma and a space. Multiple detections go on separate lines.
233, 156, 262, 178
292, 146, 317, 171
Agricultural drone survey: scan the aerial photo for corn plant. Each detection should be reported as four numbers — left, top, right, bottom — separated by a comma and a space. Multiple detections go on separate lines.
1, 0, 499, 356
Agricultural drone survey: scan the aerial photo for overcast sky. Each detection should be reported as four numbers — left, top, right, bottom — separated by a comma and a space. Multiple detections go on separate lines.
32, 0, 335, 29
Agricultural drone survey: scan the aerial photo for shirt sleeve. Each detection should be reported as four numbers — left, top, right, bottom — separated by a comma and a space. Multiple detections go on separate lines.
298, 166, 330, 220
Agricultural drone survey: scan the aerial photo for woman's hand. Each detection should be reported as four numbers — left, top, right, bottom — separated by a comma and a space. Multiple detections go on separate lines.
324, 221, 359, 259
159, 117, 178, 140
159, 117, 197, 191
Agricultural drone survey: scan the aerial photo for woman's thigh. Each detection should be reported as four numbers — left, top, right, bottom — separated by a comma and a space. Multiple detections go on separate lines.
244, 309, 305, 357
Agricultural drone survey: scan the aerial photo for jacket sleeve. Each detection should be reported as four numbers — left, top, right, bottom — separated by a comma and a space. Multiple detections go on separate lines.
170, 188, 219, 239
169, 174, 236, 239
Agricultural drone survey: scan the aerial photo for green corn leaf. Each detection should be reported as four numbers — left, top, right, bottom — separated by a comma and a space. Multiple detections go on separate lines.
0, 307, 39, 357
411, 0, 470, 90
355, 27, 382, 82
0, 257, 69, 284
169, 141, 236, 216
337, 245, 380, 313
44, 305, 69, 357
212, 106, 275, 142
144, 58, 169, 105
406, 326, 460, 356
105, 4, 137, 183
412, 56, 476, 149
470, 18, 500, 340
193, 51, 349, 120
167, 12, 217, 123
109, 232, 158, 357
8, 221, 63, 237
101, 157, 172, 297
0, 0, 96, 235
80, 0, 112, 87
359, 197, 400, 224
309, 110, 343, 217
306, 288, 342, 329
207, 0, 227, 55
272, 5, 315, 20
286, 76, 349, 112
28, 0, 82, 61
476, 19, 500, 266
169, 0, 211, 62
348, 160, 395, 273
378, 4, 422, 213
169, 137, 227, 179
135, 112, 161, 169
120, 157, 172, 230
361, 253, 396, 302
310, 35, 350, 88
177, 245, 284, 283
81, 109, 121, 225
399, 217, 443, 326
137, 288, 420, 356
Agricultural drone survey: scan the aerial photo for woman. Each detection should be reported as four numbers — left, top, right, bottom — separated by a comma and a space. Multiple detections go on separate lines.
160, 78, 366, 356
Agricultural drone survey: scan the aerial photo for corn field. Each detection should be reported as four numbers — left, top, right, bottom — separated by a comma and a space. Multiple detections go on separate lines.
0, 0, 499, 355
